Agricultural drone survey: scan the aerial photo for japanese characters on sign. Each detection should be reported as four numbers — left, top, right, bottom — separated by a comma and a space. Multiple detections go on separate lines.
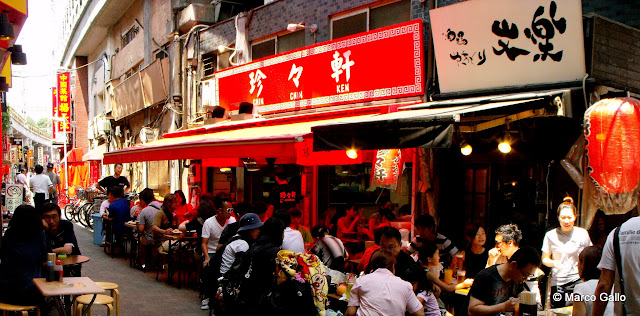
56, 73, 71, 132
430, 0, 586, 93
52, 87, 57, 139
371, 149, 402, 190
216, 20, 424, 115
5, 184, 23, 215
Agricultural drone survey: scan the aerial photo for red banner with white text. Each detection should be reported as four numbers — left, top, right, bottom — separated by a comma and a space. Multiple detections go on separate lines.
215, 20, 424, 115
56, 73, 70, 132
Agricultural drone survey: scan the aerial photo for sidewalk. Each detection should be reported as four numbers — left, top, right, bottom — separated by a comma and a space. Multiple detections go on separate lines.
74, 223, 207, 315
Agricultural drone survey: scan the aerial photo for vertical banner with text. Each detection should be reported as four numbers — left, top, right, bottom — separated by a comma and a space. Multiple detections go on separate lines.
56, 73, 70, 132
52, 87, 57, 139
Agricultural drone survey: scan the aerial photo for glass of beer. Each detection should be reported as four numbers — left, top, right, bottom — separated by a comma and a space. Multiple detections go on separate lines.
457, 270, 466, 284
444, 269, 453, 284
455, 253, 464, 269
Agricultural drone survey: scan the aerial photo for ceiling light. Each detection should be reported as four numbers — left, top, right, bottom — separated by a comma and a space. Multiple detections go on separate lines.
219, 167, 232, 173
498, 139, 511, 154
9, 45, 26, 65
460, 141, 472, 156
0, 13, 14, 41
346, 149, 358, 159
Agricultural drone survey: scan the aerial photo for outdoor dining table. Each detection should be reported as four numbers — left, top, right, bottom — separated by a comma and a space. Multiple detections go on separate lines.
33, 277, 104, 316
59, 255, 90, 266
162, 232, 198, 288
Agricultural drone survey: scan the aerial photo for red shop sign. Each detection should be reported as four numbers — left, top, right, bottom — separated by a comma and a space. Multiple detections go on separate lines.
215, 20, 424, 115
371, 149, 402, 189
56, 73, 71, 132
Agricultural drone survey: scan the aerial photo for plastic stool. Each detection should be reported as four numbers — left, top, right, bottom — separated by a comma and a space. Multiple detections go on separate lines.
75, 294, 114, 316
95, 282, 120, 316
0, 302, 40, 316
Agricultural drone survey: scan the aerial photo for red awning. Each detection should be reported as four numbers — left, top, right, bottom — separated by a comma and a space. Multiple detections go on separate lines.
103, 116, 375, 165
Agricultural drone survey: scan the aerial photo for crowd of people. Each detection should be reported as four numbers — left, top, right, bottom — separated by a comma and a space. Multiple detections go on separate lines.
1, 162, 637, 316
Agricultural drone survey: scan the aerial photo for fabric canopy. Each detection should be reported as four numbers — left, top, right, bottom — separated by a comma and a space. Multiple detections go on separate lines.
60, 148, 85, 164
82, 144, 107, 161
311, 89, 574, 151
103, 116, 375, 164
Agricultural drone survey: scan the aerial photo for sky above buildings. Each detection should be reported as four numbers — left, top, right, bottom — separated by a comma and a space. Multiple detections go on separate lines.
7, 0, 59, 121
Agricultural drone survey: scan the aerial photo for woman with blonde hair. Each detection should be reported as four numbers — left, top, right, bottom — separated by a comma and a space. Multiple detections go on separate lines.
541, 196, 592, 308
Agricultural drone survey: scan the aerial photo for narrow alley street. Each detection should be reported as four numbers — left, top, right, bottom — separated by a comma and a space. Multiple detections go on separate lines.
73, 224, 206, 315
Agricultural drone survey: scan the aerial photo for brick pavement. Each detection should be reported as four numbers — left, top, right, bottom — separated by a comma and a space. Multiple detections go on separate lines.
73, 224, 208, 316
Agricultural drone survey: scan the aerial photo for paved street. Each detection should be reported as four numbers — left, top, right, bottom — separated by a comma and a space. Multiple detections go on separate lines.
74, 223, 207, 315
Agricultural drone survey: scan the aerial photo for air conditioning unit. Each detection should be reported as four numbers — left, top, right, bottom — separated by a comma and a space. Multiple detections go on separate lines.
201, 79, 215, 107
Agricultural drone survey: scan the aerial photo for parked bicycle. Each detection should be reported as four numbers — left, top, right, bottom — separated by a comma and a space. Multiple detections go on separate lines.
62, 187, 106, 229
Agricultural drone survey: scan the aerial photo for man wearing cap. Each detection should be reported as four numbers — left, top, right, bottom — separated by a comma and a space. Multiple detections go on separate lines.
44, 162, 61, 204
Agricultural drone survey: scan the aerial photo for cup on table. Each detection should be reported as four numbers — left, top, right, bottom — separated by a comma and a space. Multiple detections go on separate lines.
346, 282, 354, 299
444, 269, 453, 284
457, 270, 466, 284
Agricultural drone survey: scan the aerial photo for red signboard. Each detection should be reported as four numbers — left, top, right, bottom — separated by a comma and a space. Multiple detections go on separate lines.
371, 149, 402, 189
52, 87, 57, 139
56, 73, 71, 132
215, 20, 424, 115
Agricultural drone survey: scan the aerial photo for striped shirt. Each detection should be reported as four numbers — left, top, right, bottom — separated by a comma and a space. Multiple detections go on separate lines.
407, 233, 459, 262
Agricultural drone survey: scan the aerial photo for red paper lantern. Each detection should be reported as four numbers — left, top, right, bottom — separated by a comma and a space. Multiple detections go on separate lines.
585, 97, 640, 194
371, 149, 402, 189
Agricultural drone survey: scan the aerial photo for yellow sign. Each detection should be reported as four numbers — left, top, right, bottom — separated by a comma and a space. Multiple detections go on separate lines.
0, 0, 28, 16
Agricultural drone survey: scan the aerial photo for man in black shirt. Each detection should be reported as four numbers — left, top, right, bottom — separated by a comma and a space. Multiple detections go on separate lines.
96, 163, 130, 194
269, 167, 300, 211
41, 203, 82, 276
468, 247, 540, 316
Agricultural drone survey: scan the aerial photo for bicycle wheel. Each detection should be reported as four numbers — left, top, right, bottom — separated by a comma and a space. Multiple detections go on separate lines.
64, 204, 75, 221
78, 203, 92, 227
85, 204, 97, 229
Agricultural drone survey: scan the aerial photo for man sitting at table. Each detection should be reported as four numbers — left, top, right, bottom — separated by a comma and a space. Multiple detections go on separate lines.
273, 210, 305, 253
365, 227, 419, 281
346, 251, 424, 316
104, 186, 132, 242
42, 202, 81, 256
137, 189, 163, 245
310, 226, 347, 272
405, 214, 459, 267
467, 247, 540, 316
337, 204, 370, 240
41, 202, 82, 276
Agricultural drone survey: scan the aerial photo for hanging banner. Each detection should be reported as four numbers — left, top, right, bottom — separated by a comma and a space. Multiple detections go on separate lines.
585, 97, 640, 214
430, 0, 586, 93
52, 87, 57, 139
216, 20, 424, 115
371, 149, 402, 190
56, 73, 71, 132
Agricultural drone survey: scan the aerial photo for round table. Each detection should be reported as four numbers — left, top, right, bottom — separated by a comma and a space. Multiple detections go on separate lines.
59, 255, 90, 266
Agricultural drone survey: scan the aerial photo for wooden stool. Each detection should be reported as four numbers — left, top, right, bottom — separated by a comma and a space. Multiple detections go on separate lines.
75, 294, 114, 316
0, 302, 40, 316
95, 282, 120, 316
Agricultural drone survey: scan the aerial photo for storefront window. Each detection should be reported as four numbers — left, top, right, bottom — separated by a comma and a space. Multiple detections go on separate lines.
331, 0, 410, 40
147, 160, 170, 197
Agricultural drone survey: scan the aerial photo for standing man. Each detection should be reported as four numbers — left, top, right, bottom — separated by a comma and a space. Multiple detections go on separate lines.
593, 212, 640, 316
28, 165, 53, 210
96, 163, 130, 194
468, 247, 541, 316
269, 167, 300, 211
44, 162, 61, 204
15, 168, 28, 203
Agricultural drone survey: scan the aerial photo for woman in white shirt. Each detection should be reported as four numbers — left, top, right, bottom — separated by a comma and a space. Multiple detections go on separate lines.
541, 196, 592, 308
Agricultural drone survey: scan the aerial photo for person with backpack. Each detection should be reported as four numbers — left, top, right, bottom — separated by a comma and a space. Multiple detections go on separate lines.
213, 213, 263, 314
